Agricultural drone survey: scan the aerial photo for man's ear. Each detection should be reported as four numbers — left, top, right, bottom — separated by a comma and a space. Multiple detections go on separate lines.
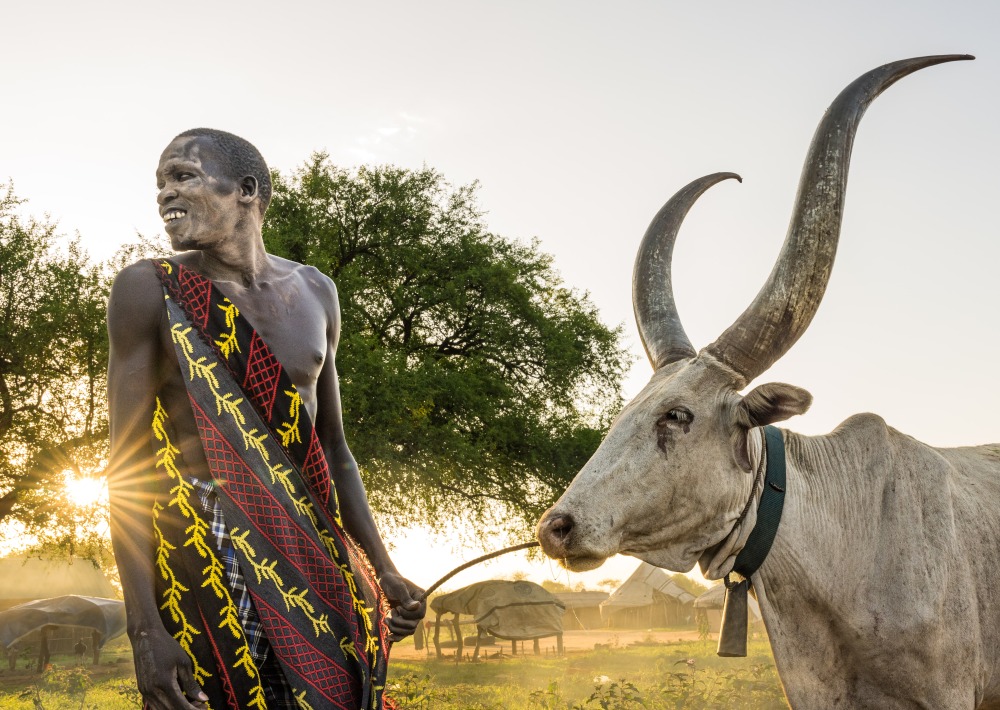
239, 176, 259, 201
738, 382, 813, 426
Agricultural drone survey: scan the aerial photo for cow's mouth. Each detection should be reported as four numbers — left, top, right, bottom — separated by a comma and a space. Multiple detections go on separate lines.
558, 554, 609, 572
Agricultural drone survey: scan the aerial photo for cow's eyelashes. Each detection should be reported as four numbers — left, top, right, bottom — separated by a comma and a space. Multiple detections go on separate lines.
658, 408, 693, 427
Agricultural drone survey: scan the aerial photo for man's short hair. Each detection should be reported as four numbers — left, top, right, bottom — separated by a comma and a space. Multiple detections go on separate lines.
176, 128, 272, 216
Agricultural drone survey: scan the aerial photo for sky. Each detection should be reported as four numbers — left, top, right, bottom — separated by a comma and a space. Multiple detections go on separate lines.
3, 0, 999, 592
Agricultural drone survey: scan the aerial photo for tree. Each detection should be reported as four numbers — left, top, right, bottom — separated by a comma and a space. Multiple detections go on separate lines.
264, 156, 629, 532
0, 184, 114, 559
597, 578, 621, 592
670, 573, 708, 598
540, 579, 574, 594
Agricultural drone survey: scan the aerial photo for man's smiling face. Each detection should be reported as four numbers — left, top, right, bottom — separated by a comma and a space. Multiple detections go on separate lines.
155, 136, 243, 252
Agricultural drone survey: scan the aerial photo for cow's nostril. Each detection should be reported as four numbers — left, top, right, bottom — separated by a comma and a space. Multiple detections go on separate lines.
547, 513, 574, 541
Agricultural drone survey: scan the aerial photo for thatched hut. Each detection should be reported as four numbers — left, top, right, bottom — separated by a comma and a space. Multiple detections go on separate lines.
600, 563, 695, 629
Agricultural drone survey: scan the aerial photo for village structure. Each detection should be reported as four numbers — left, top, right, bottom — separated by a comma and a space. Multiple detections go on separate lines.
0, 550, 731, 668
0, 555, 125, 671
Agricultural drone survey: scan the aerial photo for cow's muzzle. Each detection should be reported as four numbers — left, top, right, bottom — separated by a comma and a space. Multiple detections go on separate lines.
536, 510, 610, 571
537, 510, 575, 559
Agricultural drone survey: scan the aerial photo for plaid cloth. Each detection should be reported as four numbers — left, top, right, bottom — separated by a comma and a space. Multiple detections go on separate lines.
192, 477, 297, 708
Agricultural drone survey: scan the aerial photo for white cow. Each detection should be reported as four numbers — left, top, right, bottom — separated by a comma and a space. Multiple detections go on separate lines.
537, 55, 1000, 709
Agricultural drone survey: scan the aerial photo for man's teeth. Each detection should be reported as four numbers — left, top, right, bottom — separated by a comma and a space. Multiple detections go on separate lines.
163, 210, 186, 223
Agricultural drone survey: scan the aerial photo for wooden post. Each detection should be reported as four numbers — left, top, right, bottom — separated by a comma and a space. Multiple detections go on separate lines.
533, 638, 540, 655
453, 614, 463, 660
36, 626, 51, 673
92, 630, 102, 665
433, 612, 443, 659
413, 618, 425, 651
557, 633, 564, 654
511, 639, 517, 656
472, 629, 483, 661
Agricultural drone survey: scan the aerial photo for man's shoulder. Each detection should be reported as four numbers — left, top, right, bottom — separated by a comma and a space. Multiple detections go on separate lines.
271, 255, 338, 299
111, 258, 161, 293
108, 259, 166, 320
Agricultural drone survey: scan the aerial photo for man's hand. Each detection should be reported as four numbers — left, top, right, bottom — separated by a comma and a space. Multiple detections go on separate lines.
379, 572, 426, 642
132, 627, 208, 710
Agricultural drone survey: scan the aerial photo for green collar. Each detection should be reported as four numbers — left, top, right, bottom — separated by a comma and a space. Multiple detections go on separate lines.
717, 425, 786, 658
731, 424, 786, 581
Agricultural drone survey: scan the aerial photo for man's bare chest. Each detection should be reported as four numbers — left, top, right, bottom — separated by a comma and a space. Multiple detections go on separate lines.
222, 285, 329, 388
158, 277, 329, 404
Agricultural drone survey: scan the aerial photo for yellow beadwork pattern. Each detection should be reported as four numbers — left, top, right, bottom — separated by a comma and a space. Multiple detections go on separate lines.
215, 299, 241, 359
338, 562, 379, 657
152, 398, 265, 708
230, 528, 333, 638
151, 502, 209, 686
277, 388, 303, 447
168, 313, 378, 659
294, 689, 316, 710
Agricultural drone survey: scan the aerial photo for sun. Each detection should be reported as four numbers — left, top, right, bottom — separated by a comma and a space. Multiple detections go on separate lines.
63, 472, 107, 507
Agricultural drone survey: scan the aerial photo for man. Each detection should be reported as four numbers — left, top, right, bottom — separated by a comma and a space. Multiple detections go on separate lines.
74, 638, 87, 663
108, 128, 425, 710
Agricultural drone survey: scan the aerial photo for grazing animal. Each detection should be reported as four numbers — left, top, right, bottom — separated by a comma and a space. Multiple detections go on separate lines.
537, 55, 1000, 709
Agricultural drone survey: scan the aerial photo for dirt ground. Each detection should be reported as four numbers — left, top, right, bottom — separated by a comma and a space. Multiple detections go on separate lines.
391, 627, 705, 660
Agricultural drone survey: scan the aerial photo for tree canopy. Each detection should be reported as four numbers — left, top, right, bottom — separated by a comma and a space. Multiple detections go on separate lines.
264, 156, 629, 532
0, 184, 112, 558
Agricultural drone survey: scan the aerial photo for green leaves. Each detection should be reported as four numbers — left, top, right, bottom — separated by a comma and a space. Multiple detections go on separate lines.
0, 183, 112, 555
264, 158, 630, 532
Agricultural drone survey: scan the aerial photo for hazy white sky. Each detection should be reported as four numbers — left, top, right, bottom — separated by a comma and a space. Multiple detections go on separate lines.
4, 0, 998, 590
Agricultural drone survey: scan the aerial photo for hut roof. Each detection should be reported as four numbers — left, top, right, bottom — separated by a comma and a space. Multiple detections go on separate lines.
551, 591, 609, 609
0, 595, 126, 650
430, 580, 564, 640
601, 562, 696, 611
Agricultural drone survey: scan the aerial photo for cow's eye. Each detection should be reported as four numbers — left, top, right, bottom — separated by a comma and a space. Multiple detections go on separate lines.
658, 408, 693, 426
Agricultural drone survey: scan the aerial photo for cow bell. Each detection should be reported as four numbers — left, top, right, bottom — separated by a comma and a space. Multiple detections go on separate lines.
717, 577, 749, 657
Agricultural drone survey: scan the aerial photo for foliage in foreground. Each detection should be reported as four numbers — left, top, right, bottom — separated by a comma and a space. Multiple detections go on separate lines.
265, 158, 629, 532
385, 640, 787, 710
0, 640, 787, 710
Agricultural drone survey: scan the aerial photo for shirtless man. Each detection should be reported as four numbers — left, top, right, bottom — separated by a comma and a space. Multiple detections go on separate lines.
108, 128, 424, 709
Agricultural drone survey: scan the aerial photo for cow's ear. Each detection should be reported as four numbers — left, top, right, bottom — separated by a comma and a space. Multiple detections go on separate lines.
738, 382, 812, 426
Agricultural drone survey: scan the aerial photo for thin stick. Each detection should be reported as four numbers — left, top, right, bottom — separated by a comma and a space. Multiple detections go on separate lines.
416, 541, 540, 601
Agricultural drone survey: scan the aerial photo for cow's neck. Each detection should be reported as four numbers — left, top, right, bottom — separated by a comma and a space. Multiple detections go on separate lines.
747, 414, 975, 707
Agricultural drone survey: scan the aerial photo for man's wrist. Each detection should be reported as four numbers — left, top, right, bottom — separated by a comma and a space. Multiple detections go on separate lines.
126, 615, 167, 641
374, 559, 399, 580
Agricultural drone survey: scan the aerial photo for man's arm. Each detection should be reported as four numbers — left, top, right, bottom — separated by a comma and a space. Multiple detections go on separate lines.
312, 274, 426, 640
107, 261, 208, 709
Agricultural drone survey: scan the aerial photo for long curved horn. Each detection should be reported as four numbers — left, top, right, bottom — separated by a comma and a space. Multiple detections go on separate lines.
633, 172, 742, 369
705, 54, 973, 387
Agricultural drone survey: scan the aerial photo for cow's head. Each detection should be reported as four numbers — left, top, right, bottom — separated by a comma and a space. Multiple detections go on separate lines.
537, 54, 972, 578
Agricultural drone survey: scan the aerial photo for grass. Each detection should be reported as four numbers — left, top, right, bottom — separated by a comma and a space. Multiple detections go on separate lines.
0, 636, 139, 709
0, 636, 788, 709
388, 638, 786, 709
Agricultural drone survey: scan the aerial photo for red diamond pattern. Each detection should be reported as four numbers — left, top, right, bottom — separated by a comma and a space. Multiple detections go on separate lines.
242, 332, 283, 419
302, 430, 331, 506
177, 265, 213, 329
188, 396, 359, 632
198, 607, 241, 710
252, 595, 360, 709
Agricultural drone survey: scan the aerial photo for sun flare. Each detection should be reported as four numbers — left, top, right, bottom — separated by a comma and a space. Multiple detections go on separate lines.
63, 472, 107, 507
